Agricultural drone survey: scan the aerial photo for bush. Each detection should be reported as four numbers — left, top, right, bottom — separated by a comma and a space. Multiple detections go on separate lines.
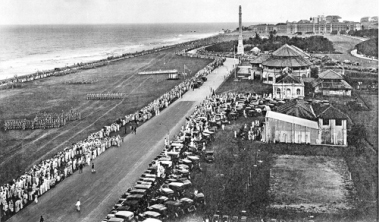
355, 37, 378, 58
331, 30, 338, 35
310, 67, 319, 78
205, 41, 237, 52
348, 29, 378, 38
340, 30, 347, 35
205, 35, 335, 53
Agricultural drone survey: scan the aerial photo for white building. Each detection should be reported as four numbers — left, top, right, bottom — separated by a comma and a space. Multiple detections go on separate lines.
273, 75, 304, 99
262, 100, 349, 146
263, 111, 320, 144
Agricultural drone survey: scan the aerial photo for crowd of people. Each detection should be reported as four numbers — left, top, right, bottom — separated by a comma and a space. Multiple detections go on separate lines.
0, 52, 226, 221
64, 79, 98, 85
87, 93, 126, 100
3, 110, 81, 131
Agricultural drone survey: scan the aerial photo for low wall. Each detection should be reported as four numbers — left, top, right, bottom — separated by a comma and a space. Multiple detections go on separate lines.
266, 143, 353, 157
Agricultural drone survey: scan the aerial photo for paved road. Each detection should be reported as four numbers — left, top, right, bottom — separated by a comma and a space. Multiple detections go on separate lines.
7, 58, 237, 222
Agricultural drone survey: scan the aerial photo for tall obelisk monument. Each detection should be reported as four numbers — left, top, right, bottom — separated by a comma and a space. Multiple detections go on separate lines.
237, 5, 244, 55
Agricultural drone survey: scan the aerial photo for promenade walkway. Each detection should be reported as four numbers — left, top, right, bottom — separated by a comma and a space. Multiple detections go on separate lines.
6, 58, 237, 222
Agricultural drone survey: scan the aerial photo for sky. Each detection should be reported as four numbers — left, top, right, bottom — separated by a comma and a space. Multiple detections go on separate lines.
0, 0, 378, 25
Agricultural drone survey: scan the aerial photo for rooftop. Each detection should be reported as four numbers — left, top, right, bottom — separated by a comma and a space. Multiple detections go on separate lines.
276, 74, 304, 84
276, 99, 316, 120
250, 54, 271, 64
313, 104, 349, 120
318, 70, 343, 80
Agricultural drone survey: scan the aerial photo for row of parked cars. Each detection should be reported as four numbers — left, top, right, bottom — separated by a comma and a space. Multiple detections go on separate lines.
101, 128, 216, 222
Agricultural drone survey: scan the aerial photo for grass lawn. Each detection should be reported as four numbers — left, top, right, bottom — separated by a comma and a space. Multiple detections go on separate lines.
269, 155, 357, 214
191, 116, 272, 216
216, 78, 272, 95
314, 34, 378, 68
0, 47, 212, 184
349, 93, 378, 147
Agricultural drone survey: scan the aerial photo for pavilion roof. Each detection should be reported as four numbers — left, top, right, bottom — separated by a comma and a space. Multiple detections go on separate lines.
272, 44, 304, 57
276, 99, 316, 120
262, 56, 312, 67
318, 69, 343, 80
276, 74, 304, 84
250, 54, 271, 64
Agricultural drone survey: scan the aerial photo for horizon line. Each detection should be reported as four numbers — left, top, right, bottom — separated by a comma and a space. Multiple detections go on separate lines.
0, 22, 269, 26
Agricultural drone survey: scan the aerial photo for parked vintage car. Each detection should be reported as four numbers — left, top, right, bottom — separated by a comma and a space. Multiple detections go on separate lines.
204, 150, 215, 163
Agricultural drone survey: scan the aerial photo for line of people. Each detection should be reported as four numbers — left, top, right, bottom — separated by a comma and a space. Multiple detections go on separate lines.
87, 93, 125, 100
4, 110, 81, 131
65, 79, 98, 84
0, 55, 226, 221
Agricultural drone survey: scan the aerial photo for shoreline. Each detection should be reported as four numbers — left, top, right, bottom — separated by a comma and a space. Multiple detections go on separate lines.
0, 33, 222, 84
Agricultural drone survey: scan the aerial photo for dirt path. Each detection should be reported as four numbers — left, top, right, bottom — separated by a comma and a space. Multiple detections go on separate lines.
6, 58, 237, 222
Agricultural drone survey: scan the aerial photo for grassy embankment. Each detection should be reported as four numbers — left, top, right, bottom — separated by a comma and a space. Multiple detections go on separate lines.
0, 47, 212, 184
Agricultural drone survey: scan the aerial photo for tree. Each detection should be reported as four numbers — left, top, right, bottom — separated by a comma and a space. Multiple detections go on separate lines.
310, 67, 319, 78
254, 32, 262, 44
348, 124, 368, 155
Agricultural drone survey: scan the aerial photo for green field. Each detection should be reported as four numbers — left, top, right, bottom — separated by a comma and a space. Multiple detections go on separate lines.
0, 48, 212, 184
269, 155, 357, 214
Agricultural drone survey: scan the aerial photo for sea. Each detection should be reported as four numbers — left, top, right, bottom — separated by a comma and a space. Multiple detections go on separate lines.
0, 23, 237, 80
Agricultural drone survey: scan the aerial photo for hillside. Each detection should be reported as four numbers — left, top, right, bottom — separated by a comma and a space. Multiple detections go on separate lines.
355, 37, 378, 58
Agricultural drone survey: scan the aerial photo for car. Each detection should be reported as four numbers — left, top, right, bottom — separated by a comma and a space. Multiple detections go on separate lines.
114, 211, 136, 222
212, 214, 220, 222
108, 218, 125, 222
239, 216, 247, 222
122, 194, 148, 212
147, 204, 168, 217
139, 211, 164, 220
204, 151, 215, 163
222, 215, 229, 222
141, 219, 162, 222
231, 216, 239, 222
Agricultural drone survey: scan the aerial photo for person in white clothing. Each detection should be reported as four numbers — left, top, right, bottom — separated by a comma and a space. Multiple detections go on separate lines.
76, 199, 81, 211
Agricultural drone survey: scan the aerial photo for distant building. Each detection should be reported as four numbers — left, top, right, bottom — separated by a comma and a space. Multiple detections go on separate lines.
311, 70, 352, 96
251, 15, 363, 34
360, 16, 379, 29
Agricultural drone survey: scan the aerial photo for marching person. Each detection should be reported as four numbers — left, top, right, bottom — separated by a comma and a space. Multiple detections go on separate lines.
75, 199, 81, 212
40, 215, 44, 222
